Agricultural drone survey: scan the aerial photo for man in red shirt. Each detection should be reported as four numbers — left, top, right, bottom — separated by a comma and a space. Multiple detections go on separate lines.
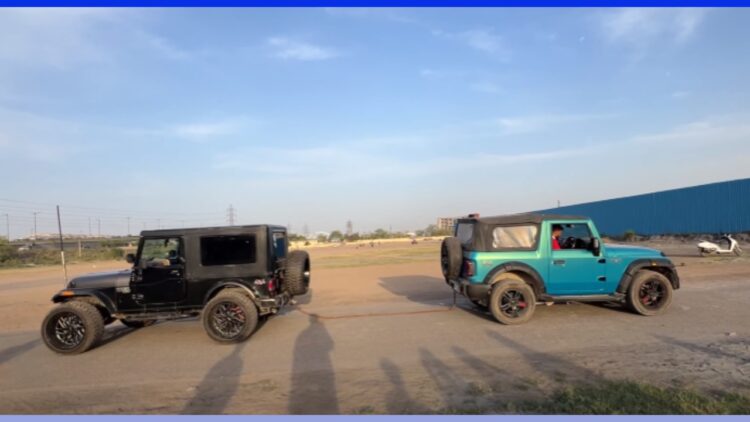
551, 224, 564, 250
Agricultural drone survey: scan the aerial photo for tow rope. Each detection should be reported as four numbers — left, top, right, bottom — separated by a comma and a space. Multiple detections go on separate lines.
294, 290, 459, 321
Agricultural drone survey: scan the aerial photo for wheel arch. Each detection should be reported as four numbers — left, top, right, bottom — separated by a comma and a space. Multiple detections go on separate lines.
52, 289, 116, 316
203, 280, 259, 305
483, 262, 546, 297
616, 259, 680, 294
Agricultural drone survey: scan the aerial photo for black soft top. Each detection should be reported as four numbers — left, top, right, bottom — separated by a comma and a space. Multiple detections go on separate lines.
457, 213, 587, 226
140, 224, 285, 238
455, 213, 588, 251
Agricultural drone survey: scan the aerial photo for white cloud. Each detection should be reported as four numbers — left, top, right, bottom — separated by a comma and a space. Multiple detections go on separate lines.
0, 8, 197, 70
495, 113, 617, 135
135, 30, 192, 61
671, 90, 691, 99
598, 8, 709, 45
0, 8, 118, 69
631, 116, 750, 145
432, 28, 511, 60
146, 117, 258, 141
267, 37, 338, 61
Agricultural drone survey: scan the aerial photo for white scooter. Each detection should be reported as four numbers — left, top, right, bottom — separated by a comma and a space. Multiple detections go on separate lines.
697, 234, 743, 256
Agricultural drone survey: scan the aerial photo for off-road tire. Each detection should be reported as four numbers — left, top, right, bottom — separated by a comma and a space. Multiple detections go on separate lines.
41, 300, 104, 354
626, 271, 673, 316
441, 237, 462, 281
488, 275, 537, 325
285, 250, 310, 296
121, 319, 156, 329
203, 290, 259, 343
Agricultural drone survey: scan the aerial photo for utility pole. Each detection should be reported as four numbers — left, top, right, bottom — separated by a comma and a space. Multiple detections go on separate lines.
97, 218, 101, 237
157, 219, 161, 229
88, 217, 92, 237
557, 200, 561, 208
126, 217, 131, 236
32, 211, 39, 240
3, 213, 9, 241
227, 205, 236, 226
346, 220, 353, 236
303, 223, 309, 238
56, 206, 68, 284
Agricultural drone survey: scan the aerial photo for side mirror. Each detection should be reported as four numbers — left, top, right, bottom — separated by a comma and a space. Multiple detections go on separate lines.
125, 253, 136, 264
591, 238, 601, 257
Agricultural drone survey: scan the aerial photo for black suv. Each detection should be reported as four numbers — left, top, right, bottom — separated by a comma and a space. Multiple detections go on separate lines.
41, 225, 310, 354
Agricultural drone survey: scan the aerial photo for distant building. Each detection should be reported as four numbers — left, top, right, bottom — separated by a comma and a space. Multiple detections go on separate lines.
536, 177, 750, 236
436, 217, 457, 232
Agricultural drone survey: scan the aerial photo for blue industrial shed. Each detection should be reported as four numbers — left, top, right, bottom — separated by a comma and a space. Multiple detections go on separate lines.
537, 178, 750, 236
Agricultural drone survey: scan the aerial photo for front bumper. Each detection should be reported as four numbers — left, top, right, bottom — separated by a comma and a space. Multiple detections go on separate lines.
446, 277, 489, 301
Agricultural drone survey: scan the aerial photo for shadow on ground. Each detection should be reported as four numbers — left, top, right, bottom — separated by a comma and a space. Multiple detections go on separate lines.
288, 313, 339, 414
0, 338, 40, 365
378, 275, 459, 305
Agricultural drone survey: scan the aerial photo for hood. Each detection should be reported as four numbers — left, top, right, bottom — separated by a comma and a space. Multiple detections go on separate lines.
605, 243, 664, 258
68, 269, 131, 290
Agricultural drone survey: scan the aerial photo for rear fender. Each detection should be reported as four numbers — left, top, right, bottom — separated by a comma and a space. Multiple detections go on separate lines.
203, 280, 259, 305
483, 262, 546, 296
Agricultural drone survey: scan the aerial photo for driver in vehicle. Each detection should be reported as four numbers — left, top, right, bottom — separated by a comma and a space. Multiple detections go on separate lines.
552, 224, 563, 250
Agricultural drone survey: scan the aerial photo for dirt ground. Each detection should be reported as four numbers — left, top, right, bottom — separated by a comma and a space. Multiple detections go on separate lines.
0, 240, 749, 414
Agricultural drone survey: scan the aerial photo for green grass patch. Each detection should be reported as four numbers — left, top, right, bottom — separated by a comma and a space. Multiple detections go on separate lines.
513, 380, 750, 415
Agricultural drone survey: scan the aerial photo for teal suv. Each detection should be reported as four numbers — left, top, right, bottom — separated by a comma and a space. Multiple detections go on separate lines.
440, 213, 680, 324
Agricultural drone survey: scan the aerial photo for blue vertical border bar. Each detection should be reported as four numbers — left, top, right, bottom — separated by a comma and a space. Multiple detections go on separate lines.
0, 0, 750, 6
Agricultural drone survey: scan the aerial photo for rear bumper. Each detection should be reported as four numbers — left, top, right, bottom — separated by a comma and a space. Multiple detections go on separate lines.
447, 278, 489, 301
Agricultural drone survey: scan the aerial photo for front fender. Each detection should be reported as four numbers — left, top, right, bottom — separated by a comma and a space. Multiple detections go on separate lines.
52, 289, 117, 314
616, 258, 680, 293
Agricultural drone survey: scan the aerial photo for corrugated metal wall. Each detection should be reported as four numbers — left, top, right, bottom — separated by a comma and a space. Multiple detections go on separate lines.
537, 178, 750, 236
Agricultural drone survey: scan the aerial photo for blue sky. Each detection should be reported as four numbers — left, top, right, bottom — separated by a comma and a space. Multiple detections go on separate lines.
1, 8, 749, 238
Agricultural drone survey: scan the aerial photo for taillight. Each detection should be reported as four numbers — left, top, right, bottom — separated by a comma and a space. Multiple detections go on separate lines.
268, 278, 276, 292
463, 259, 476, 277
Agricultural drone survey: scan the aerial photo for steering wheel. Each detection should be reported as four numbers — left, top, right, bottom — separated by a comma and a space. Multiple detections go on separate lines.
563, 236, 577, 249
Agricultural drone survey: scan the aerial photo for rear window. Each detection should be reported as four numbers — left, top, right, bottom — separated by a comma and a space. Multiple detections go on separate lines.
200, 235, 257, 266
492, 225, 538, 249
272, 231, 286, 258
456, 223, 474, 246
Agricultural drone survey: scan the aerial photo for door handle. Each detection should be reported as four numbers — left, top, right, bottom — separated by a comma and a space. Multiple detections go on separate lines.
598, 259, 606, 264
553, 260, 566, 266
598, 276, 607, 282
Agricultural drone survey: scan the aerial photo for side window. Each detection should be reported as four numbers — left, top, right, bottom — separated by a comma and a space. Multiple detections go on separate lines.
200, 235, 257, 266
558, 223, 593, 250
456, 223, 474, 246
492, 225, 538, 249
140, 237, 181, 267
272, 232, 287, 258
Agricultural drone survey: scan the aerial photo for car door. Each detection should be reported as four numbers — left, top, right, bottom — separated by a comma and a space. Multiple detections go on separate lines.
546, 222, 607, 294
129, 236, 187, 308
